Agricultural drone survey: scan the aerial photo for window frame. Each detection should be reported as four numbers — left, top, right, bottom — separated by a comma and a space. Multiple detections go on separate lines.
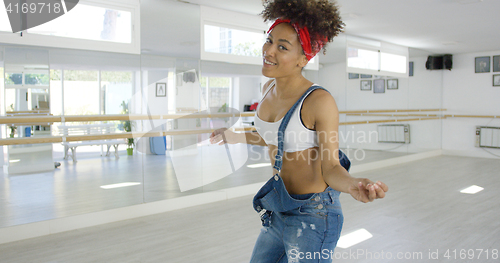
201, 21, 266, 66
346, 40, 409, 78
200, 5, 319, 71
0, 0, 140, 54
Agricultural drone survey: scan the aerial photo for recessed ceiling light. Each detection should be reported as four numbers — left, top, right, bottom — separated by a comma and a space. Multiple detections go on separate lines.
342, 13, 360, 20
443, 41, 459, 46
100, 182, 141, 189
180, 41, 199, 46
247, 163, 271, 168
9, 159, 21, 163
460, 185, 484, 194
456, 0, 483, 4
337, 228, 373, 248
141, 49, 151, 53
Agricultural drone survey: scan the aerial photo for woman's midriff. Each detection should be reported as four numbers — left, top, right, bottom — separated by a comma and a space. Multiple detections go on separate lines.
267, 145, 328, 195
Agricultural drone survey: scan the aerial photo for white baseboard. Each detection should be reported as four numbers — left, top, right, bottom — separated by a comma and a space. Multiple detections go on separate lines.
0, 151, 442, 245
442, 149, 500, 159
0, 182, 265, 245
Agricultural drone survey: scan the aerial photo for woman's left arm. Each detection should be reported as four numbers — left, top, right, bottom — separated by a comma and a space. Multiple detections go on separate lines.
312, 90, 388, 203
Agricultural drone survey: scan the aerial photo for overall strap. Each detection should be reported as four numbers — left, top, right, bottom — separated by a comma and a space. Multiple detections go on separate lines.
272, 85, 329, 173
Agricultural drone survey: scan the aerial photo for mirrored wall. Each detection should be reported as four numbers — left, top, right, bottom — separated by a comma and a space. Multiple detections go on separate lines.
0, 33, 443, 229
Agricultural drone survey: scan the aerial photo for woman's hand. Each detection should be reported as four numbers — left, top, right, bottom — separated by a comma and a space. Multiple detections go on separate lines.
209, 128, 238, 145
348, 178, 388, 203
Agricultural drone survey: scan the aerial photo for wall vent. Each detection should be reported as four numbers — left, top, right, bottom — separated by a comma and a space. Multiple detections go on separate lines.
377, 124, 410, 144
476, 126, 500, 148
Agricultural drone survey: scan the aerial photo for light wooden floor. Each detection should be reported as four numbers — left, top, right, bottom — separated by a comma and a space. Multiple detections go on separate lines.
0, 155, 499, 262
0, 145, 411, 228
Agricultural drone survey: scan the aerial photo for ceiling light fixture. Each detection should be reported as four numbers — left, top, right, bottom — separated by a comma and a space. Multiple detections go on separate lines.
442, 41, 459, 46
100, 182, 141, 189
460, 185, 484, 194
456, 0, 483, 4
336, 228, 373, 248
247, 163, 271, 168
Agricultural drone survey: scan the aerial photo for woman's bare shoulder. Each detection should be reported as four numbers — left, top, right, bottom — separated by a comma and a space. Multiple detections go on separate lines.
261, 79, 275, 96
304, 88, 339, 117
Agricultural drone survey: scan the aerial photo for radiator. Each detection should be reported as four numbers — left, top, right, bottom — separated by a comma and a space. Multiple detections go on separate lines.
476, 126, 500, 148
377, 124, 410, 144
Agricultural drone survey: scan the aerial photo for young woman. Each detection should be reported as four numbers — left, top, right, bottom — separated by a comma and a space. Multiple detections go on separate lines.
210, 0, 388, 262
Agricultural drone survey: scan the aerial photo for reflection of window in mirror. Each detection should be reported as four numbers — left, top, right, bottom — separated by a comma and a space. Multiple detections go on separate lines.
100, 71, 133, 115
63, 70, 99, 115
50, 69, 62, 115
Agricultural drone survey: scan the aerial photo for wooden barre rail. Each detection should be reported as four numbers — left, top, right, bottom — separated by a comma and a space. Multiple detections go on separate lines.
340, 109, 446, 114
0, 113, 246, 125
346, 113, 443, 117
0, 129, 217, 146
0, 109, 448, 125
0, 116, 452, 146
443, 114, 499, 119
234, 116, 445, 131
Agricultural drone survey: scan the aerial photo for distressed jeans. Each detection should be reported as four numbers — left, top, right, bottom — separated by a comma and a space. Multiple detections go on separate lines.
250, 187, 343, 263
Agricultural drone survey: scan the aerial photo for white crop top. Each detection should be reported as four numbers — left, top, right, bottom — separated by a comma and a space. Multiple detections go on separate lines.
254, 80, 320, 152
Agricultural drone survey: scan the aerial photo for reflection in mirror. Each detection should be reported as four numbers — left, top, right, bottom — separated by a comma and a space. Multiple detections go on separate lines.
0, 48, 144, 229
320, 37, 443, 165
2, 48, 54, 198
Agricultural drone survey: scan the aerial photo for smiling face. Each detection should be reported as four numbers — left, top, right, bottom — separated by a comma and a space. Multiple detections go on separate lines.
262, 23, 308, 78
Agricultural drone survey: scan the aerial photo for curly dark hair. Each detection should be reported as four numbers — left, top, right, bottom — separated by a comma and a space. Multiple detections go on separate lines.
261, 0, 344, 54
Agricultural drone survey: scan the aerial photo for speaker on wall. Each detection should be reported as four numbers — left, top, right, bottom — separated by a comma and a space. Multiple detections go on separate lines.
426, 54, 453, 70
443, 54, 453, 70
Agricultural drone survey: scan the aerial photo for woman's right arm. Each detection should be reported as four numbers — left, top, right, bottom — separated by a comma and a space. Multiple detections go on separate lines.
209, 79, 273, 146
209, 128, 267, 146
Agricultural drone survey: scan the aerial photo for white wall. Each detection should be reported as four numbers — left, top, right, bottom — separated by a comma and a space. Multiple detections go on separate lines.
236, 76, 261, 113
408, 56, 443, 109
441, 50, 500, 159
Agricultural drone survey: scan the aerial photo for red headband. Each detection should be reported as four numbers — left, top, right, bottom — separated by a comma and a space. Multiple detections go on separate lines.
267, 18, 327, 61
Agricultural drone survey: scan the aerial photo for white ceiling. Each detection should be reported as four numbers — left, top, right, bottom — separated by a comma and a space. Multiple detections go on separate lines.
141, 0, 500, 63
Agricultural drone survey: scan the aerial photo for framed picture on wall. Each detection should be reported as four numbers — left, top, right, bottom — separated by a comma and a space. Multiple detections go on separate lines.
493, 74, 500, 87
156, 83, 167, 97
360, 74, 372, 78
387, 79, 398, 90
475, 56, 490, 73
409, 61, 414, 76
493, 55, 500, 72
373, 79, 385, 93
360, 80, 372, 90
348, 73, 359, 79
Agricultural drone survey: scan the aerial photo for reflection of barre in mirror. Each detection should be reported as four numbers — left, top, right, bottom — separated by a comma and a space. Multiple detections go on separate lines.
166, 107, 248, 192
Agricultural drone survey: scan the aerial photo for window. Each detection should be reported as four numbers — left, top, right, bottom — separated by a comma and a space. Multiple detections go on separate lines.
204, 24, 264, 58
63, 70, 99, 116
348, 47, 379, 71
29, 4, 132, 44
380, 52, 407, 74
200, 6, 319, 70
50, 69, 63, 116
5, 73, 23, 85
200, 77, 231, 108
0, 1, 140, 54
0, 4, 11, 32
100, 71, 133, 115
346, 39, 409, 78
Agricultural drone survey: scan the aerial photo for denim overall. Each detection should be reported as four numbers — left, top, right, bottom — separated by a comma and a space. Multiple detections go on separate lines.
250, 85, 351, 263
